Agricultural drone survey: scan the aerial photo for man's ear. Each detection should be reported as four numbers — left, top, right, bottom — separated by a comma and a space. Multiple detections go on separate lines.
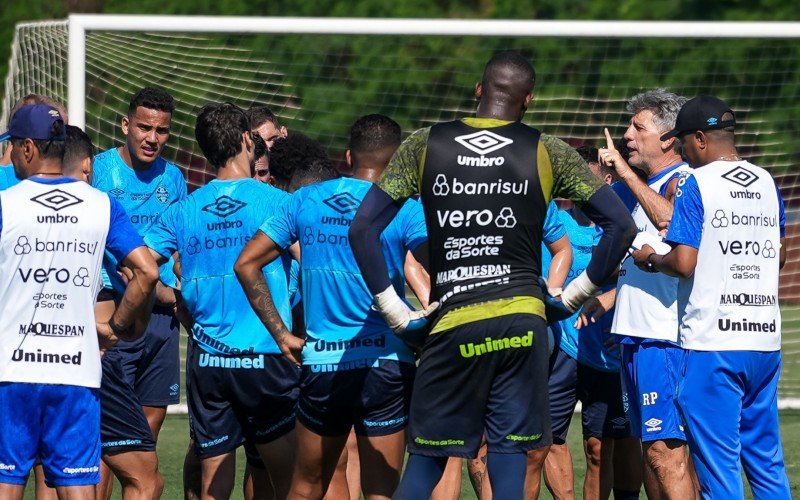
523, 92, 534, 109
22, 138, 37, 163
695, 130, 708, 150
474, 82, 482, 101
345, 149, 352, 168
121, 115, 130, 136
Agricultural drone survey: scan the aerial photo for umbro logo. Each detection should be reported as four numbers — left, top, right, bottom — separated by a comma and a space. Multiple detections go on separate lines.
30, 189, 83, 211
721, 166, 757, 188
202, 196, 247, 218
611, 417, 628, 427
323, 192, 360, 215
644, 418, 663, 432
108, 188, 125, 198
455, 130, 514, 156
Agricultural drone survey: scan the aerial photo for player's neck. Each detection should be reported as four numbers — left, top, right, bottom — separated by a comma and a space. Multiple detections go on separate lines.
476, 102, 521, 122
216, 156, 250, 180
27, 159, 64, 179
352, 166, 384, 183
117, 146, 154, 172
647, 152, 684, 178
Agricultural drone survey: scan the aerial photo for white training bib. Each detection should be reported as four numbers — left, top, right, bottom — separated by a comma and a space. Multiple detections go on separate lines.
679, 161, 781, 351
612, 163, 691, 342
0, 180, 110, 388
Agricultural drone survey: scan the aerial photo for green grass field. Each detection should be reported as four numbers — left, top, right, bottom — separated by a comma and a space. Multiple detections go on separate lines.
26, 411, 798, 499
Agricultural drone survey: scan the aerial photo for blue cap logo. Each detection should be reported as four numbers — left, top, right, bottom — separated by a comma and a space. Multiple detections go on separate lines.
707, 117, 718, 126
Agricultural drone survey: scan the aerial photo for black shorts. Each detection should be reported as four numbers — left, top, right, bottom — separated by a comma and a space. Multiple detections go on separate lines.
187, 341, 300, 458
100, 351, 157, 454
297, 360, 415, 437
407, 313, 551, 458
548, 348, 631, 444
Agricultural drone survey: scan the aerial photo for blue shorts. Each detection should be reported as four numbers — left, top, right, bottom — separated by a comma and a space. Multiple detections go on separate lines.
548, 348, 630, 444
621, 342, 685, 442
187, 341, 300, 458
100, 351, 156, 454
407, 314, 551, 458
0, 382, 100, 487
297, 359, 415, 437
677, 350, 790, 499
115, 305, 180, 406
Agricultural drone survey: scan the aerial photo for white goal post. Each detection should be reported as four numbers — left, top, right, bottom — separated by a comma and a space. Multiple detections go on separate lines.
66, 15, 800, 129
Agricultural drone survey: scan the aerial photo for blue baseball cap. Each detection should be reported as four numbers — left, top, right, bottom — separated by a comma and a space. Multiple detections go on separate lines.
0, 104, 66, 142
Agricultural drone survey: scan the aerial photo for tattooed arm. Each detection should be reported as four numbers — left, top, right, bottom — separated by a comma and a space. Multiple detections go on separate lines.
235, 230, 304, 365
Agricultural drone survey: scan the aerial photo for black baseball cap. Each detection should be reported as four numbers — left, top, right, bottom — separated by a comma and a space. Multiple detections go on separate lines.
0, 104, 66, 142
660, 95, 735, 141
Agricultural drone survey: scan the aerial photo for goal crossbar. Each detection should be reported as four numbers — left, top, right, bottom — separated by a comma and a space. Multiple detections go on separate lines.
66, 15, 800, 129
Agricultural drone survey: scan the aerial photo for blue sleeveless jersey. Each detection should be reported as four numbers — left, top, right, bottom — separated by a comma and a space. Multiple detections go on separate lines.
92, 148, 186, 292
145, 178, 291, 355
260, 177, 427, 367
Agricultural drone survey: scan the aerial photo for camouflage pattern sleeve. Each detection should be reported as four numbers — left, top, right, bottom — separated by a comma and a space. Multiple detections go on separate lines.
377, 127, 431, 201
541, 134, 605, 204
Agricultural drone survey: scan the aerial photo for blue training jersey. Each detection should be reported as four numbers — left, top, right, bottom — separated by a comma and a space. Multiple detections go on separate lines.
542, 209, 620, 372
0, 165, 20, 190
92, 148, 187, 293
261, 177, 427, 368
145, 178, 291, 356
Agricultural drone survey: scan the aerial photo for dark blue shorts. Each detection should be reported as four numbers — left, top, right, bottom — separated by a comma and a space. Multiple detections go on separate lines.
407, 314, 551, 458
100, 351, 157, 454
297, 359, 415, 437
187, 341, 300, 458
0, 382, 100, 487
548, 348, 630, 444
117, 305, 181, 406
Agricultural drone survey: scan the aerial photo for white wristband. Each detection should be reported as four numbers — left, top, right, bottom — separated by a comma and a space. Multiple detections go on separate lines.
373, 285, 408, 332
560, 271, 600, 312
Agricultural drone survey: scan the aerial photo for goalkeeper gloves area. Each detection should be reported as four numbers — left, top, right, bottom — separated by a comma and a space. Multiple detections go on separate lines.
374, 286, 439, 348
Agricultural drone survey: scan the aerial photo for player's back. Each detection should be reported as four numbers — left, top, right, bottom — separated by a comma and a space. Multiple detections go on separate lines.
266, 177, 424, 366
150, 178, 290, 356
0, 178, 115, 388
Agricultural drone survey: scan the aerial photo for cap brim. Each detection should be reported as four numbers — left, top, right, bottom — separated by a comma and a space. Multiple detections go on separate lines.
660, 129, 680, 141
0, 132, 10, 142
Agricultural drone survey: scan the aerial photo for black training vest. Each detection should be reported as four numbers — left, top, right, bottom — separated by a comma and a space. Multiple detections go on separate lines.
421, 120, 548, 315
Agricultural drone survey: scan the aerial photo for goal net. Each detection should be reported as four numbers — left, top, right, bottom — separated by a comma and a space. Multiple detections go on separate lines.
3, 16, 800, 409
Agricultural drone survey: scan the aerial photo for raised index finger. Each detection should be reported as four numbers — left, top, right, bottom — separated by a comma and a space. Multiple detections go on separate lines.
603, 128, 617, 151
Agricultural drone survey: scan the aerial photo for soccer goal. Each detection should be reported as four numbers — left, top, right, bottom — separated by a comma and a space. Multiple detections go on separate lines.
3, 16, 800, 410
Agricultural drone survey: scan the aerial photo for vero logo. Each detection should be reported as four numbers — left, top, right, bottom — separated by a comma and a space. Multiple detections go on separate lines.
454, 130, 514, 156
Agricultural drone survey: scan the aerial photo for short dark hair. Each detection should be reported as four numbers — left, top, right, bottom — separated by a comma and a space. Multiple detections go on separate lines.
128, 87, 175, 116
576, 144, 598, 164
252, 133, 268, 162
63, 125, 94, 172
195, 103, 250, 169
348, 114, 401, 154
482, 51, 536, 97
246, 105, 281, 130
10, 119, 66, 161
269, 134, 336, 188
